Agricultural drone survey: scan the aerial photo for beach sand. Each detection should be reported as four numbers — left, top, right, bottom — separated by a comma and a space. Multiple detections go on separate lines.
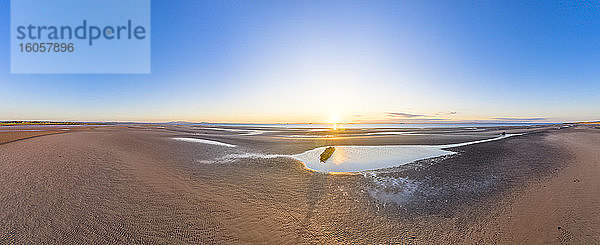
0, 125, 597, 243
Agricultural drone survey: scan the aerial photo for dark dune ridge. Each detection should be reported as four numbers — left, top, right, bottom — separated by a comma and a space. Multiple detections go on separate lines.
0, 124, 598, 244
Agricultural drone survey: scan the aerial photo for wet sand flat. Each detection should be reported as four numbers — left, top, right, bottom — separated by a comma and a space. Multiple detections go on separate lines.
0, 125, 598, 243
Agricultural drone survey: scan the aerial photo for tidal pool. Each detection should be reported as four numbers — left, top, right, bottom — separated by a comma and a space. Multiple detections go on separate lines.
292, 134, 520, 173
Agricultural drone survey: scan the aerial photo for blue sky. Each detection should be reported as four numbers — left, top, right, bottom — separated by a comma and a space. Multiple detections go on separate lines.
0, 1, 598, 123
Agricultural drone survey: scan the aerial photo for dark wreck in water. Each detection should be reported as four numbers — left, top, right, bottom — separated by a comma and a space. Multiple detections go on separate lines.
320, 146, 336, 163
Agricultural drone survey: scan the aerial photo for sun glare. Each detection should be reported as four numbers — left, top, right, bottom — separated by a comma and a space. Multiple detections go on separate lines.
329, 114, 343, 130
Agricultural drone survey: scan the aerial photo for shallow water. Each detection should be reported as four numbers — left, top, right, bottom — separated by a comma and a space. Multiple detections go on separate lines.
193, 123, 554, 129
292, 145, 454, 172
292, 134, 520, 172
200, 127, 267, 136
179, 134, 520, 172
366, 132, 416, 135
173, 137, 237, 147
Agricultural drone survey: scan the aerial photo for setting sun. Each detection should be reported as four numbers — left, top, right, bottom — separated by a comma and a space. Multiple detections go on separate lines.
329, 114, 342, 130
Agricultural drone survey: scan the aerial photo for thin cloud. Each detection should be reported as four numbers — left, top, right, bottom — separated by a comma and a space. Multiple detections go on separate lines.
436, 111, 458, 115
493, 117, 547, 121
386, 112, 426, 118
409, 118, 449, 121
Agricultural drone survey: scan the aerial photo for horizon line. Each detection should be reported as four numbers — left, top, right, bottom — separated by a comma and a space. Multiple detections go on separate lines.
2, 120, 592, 125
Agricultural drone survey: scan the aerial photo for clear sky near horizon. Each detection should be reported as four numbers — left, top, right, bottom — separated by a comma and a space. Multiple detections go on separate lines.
0, 1, 598, 123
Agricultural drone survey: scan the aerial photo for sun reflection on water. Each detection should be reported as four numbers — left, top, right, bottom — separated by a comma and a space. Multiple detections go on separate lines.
330, 147, 348, 165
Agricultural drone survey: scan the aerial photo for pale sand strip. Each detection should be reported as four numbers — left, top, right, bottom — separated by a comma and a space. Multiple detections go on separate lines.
173, 137, 237, 147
